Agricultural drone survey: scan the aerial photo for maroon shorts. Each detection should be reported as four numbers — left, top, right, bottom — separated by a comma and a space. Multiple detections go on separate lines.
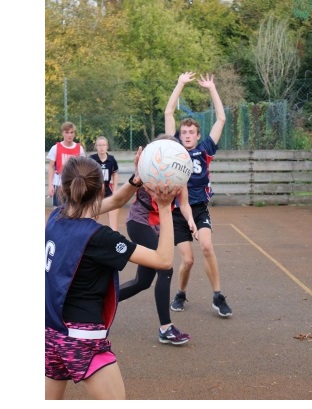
45, 322, 116, 383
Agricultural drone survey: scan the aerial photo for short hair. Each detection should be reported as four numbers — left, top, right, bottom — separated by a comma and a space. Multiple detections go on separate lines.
61, 122, 76, 132
179, 118, 200, 134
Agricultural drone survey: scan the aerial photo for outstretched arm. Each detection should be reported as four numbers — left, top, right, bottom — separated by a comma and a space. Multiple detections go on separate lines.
198, 73, 226, 145
165, 72, 196, 136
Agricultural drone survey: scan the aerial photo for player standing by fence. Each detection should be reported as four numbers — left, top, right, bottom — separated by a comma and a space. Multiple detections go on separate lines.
47, 122, 86, 207
90, 136, 119, 230
165, 72, 232, 317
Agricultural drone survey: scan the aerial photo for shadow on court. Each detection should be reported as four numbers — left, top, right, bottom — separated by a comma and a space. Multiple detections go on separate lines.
45, 205, 312, 400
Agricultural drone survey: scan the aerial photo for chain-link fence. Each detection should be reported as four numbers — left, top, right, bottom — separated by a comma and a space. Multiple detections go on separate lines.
46, 75, 312, 152
46, 100, 308, 152
179, 100, 297, 150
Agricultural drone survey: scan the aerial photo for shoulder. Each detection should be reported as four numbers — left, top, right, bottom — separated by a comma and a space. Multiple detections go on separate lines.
137, 186, 150, 200
107, 153, 117, 161
90, 225, 121, 244
198, 135, 217, 154
47, 144, 57, 159
92, 224, 113, 236
90, 225, 136, 251
79, 144, 86, 155
107, 154, 119, 168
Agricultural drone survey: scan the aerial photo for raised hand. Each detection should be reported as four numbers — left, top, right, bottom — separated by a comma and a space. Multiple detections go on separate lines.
178, 72, 196, 86
133, 146, 143, 185
198, 73, 216, 90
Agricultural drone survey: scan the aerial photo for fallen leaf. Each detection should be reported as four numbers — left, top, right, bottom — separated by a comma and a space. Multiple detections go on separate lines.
293, 333, 312, 341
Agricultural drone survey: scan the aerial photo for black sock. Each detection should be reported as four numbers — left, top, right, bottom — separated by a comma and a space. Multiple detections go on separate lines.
213, 291, 221, 298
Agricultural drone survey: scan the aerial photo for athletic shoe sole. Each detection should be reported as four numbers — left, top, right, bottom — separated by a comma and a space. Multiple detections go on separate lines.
159, 337, 190, 345
170, 305, 184, 312
212, 303, 232, 317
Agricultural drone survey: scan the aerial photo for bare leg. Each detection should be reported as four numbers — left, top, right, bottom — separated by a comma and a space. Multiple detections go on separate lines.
176, 241, 194, 292
45, 378, 68, 400
82, 362, 125, 400
198, 227, 221, 291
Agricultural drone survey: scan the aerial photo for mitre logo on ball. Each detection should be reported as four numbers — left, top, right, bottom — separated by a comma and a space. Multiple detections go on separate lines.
138, 139, 193, 191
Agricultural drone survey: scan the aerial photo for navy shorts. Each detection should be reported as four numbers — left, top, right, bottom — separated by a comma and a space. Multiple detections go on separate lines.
173, 202, 212, 245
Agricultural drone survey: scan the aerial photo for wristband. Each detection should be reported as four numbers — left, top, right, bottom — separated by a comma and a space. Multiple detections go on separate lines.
128, 173, 143, 187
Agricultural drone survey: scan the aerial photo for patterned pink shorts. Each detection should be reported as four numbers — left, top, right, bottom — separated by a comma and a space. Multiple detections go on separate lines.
45, 322, 116, 383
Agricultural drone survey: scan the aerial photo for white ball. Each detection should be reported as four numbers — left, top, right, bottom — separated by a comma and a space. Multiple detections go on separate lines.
138, 139, 193, 191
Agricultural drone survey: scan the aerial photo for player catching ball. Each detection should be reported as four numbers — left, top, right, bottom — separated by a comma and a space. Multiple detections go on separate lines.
45, 152, 183, 399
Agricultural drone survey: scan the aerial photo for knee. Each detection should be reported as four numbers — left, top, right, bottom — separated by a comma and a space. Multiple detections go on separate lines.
201, 243, 215, 257
140, 281, 152, 291
161, 269, 173, 279
182, 256, 194, 270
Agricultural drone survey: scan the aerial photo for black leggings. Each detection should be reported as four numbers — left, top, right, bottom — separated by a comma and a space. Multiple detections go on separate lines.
119, 220, 173, 326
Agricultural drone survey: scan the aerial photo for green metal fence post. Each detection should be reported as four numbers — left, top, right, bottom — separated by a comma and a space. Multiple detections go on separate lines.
130, 115, 133, 150
282, 99, 287, 148
64, 77, 68, 122
129, 115, 132, 151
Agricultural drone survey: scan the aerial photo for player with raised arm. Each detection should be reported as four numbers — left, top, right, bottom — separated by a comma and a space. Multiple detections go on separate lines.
165, 72, 232, 317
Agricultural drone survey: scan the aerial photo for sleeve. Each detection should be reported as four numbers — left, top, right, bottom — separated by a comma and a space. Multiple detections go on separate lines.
88, 227, 137, 271
47, 145, 56, 161
199, 135, 218, 156
113, 157, 119, 172
174, 131, 181, 142
80, 146, 86, 156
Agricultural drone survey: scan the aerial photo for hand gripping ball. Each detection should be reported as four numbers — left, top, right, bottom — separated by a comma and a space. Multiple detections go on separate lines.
138, 139, 193, 191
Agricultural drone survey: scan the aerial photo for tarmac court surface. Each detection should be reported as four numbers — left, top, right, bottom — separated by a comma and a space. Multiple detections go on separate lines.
45, 205, 312, 400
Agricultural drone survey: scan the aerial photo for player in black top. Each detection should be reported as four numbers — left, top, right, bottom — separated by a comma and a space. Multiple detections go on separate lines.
45, 154, 181, 399
90, 136, 119, 230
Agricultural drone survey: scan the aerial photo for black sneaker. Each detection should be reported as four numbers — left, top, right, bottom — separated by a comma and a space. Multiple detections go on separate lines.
170, 291, 188, 311
159, 325, 190, 345
212, 294, 232, 317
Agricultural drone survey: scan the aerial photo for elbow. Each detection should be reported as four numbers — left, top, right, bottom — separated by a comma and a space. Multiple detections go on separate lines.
115, 197, 125, 208
160, 258, 173, 270
162, 261, 173, 270
165, 109, 174, 117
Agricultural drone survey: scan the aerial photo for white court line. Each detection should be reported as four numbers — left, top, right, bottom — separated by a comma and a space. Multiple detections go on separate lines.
227, 223, 312, 297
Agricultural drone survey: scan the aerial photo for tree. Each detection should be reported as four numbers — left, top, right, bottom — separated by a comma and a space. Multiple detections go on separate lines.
111, 0, 222, 143
252, 15, 300, 101
45, 0, 132, 147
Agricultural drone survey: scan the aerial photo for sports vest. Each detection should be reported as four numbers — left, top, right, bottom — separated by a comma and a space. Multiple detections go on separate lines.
55, 142, 81, 174
45, 208, 119, 335
135, 189, 175, 225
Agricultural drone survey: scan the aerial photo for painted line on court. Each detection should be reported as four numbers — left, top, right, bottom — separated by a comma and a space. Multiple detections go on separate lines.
230, 223, 312, 296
